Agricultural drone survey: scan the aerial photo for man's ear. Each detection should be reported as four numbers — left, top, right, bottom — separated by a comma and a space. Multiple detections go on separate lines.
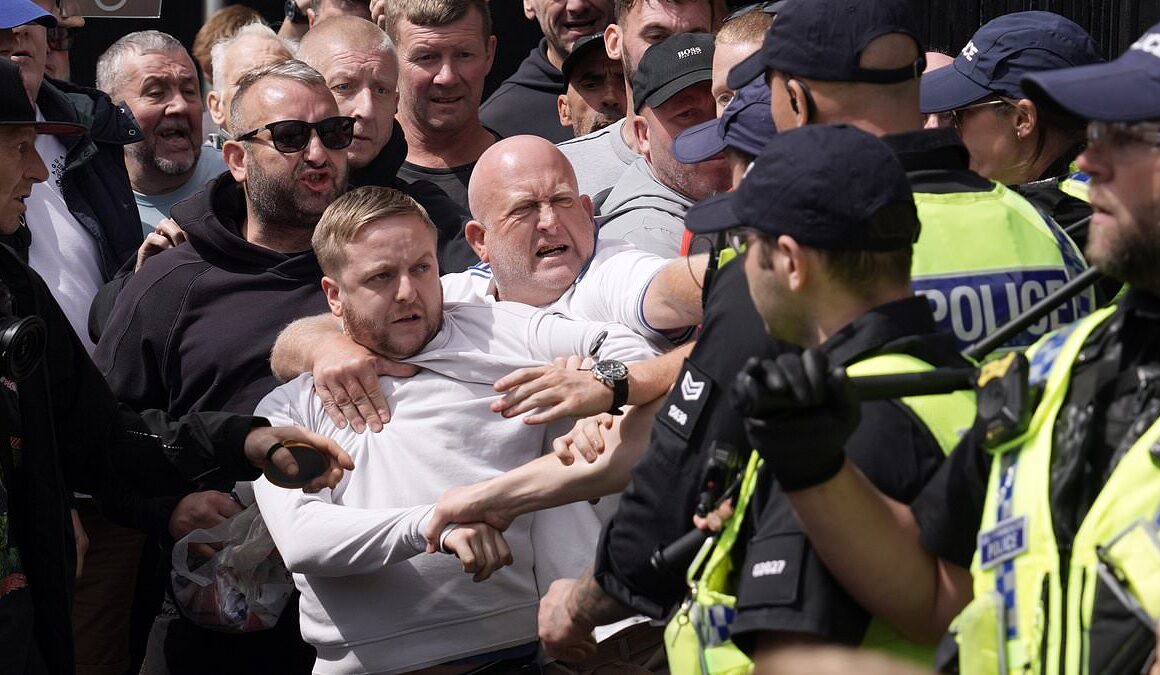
604, 23, 622, 60
222, 140, 247, 182
306, 7, 317, 26
580, 193, 593, 220
523, 0, 535, 21
778, 235, 808, 291
465, 219, 488, 261
484, 34, 498, 74
1014, 98, 1037, 141
632, 114, 650, 160
557, 93, 572, 128
321, 276, 344, 318
784, 79, 810, 129
206, 90, 225, 127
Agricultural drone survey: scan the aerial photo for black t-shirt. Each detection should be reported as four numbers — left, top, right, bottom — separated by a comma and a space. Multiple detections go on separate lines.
593, 255, 786, 618
397, 161, 475, 213
911, 289, 1160, 570
730, 296, 968, 649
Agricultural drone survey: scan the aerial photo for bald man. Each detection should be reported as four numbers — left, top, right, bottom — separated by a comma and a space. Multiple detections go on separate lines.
272, 135, 706, 433
298, 16, 477, 272
206, 23, 293, 139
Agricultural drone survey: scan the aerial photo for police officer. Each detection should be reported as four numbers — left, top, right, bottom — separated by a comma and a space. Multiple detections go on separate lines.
727, 0, 1094, 351
0, 39, 350, 674
735, 23, 1160, 675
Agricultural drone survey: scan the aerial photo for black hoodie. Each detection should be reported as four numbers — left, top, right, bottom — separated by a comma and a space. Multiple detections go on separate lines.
93, 173, 329, 419
480, 39, 570, 143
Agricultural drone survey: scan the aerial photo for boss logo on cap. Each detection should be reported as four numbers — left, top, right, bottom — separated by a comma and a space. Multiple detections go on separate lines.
961, 41, 980, 61
1131, 33, 1160, 58
677, 46, 703, 59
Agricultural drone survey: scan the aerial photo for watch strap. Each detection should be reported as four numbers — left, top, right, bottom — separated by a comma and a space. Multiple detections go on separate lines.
608, 376, 628, 415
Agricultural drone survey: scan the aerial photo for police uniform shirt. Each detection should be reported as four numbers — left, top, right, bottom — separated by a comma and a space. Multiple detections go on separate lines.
730, 296, 968, 649
911, 289, 1160, 570
593, 256, 785, 618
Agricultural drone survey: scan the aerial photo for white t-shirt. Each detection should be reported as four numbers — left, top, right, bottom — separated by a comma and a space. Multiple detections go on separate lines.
254, 302, 654, 675
441, 237, 686, 352
26, 109, 103, 354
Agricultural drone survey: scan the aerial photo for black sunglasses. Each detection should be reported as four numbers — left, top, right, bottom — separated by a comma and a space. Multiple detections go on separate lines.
47, 26, 78, 51
234, 116, 355, 154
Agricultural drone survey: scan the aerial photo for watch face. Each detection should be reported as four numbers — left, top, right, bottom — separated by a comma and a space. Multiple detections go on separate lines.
594, 360, 628, 381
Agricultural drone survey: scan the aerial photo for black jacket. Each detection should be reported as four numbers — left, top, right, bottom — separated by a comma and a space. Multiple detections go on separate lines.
349, 124, 478, 273
0, 243, 264, 675
480, 39, 570, 143
93, 173, 330, 420
5, 78, 144, 281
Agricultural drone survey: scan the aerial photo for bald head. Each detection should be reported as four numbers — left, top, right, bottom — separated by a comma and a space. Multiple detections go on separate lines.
468, 136, 579, 223
923, 50, 954, 74
464, 135, 594, 307
298, 15, 393, 65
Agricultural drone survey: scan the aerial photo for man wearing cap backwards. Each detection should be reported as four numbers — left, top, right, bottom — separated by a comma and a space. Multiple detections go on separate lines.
557, 33, 627, 138
597, 32, 730, 257
718, 23, 1160, 675
726, 0, 1093, 351
0, 53, 352, 675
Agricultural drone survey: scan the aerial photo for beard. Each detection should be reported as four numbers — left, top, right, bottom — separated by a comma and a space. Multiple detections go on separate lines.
342, 301, 442, 361
1087, 218, 1160, 289
245, 156, 344, 232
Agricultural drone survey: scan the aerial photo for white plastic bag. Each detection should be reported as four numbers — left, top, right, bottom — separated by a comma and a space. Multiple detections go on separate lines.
171, 502, 294, 632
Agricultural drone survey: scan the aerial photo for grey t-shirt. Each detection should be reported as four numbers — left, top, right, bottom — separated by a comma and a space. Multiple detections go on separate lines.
557, 118, 638, 201
135, 149, 227, 235
397, 161, 474, 212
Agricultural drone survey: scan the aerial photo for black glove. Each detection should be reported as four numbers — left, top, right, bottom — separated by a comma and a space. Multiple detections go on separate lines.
732, 350, 860, 491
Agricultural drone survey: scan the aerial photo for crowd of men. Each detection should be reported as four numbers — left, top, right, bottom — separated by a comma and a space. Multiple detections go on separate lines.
1, 0, 1159, 674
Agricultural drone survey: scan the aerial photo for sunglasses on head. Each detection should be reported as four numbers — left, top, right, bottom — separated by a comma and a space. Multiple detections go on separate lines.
234, 116, 355, 153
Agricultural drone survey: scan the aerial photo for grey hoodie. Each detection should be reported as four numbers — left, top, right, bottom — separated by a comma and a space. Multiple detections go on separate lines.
595, 157, 691, 258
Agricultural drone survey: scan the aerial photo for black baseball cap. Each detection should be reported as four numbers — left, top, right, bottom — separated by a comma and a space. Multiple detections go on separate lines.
0, 59, 84, 135
0, 0, 55, 29
921, 12, 1103, 114
673, 75, 777, 164
1023, 22, 1160, 122
632, 33, 714, 113
561, 33, 608, 84
727, 0, 923, 91
685, 124, 919, 252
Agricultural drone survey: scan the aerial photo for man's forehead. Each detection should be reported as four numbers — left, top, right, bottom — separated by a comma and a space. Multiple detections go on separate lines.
224, 39, 290, 75
132, 50, 197, 80
244, 79, 334, 121
324, 48, 397, 76
397, 12, 487, 47
628, 0, 711, 30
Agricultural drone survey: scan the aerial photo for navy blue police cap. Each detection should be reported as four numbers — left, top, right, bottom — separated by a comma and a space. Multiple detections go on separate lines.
673, 75, 777, 164
727, 0, 924, 91
632, 33, 715, 113
1023, 22, 1160, 122
921, 12, 1103, 114
685, 124, 919, 252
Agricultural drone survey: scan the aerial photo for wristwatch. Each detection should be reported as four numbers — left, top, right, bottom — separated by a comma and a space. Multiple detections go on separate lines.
285, 0, 308, 25
591, 359, 629, 415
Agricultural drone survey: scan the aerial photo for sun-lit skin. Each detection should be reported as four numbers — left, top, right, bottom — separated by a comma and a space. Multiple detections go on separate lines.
711, 40, 758, 115
394, 7, 496, 167
951, 101, 1027, 184
636, 82, 731, 200
206, 35, 293, 132
38, 0, 82, 81
309, 0, 373, 25
300, 24, 398, 170
115, 48, 204, 195
465, 136, 596, 308
0, 22, 48, 102
524, 0, 613, 69
1078, 126, 1160, 293
322, 215, 444, 360
223, 79, 349, 252
605, 0, 713, 84
0, 125, 48, 235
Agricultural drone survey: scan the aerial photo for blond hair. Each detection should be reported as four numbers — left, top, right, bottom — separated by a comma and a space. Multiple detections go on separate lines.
313, 186, 436, 275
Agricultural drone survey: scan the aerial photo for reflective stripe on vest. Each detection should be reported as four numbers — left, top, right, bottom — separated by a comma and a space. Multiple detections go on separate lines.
958, 305, 1160, 675
666, 352, 977, 674
910, 183, 1094, 351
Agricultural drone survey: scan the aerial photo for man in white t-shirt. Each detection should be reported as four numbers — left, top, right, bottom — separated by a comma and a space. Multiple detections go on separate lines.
255, 186, 655, 674
271, 135, 706, 431
1, 5, 143, 353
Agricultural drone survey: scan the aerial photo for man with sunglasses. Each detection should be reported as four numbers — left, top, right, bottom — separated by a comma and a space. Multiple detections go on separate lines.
725, 23, 1160, 675
93, 60, 355, 674
35, 0, 80, 81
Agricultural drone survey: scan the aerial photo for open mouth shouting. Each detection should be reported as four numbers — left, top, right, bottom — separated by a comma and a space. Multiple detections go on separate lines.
536, 243, 569, 259
299, 168, 334, 193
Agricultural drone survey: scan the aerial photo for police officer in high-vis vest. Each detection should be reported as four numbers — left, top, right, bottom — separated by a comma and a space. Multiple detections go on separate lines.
663, 123, 977, 674
726, 0, 1094, 352
733, 23, 1160, 675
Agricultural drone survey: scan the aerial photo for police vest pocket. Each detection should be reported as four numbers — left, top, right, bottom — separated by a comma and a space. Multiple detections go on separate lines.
733, 533, 806, 609
1087, 563, 1154, 674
